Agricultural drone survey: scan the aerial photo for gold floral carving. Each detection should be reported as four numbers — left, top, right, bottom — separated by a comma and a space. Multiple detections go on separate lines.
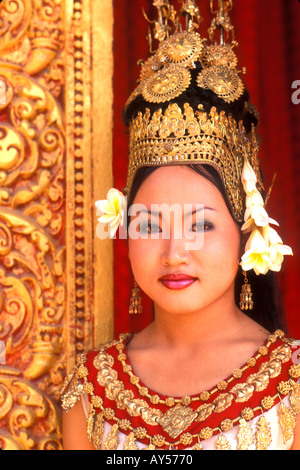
0, 0, 65, 449
0, 367, 62, 450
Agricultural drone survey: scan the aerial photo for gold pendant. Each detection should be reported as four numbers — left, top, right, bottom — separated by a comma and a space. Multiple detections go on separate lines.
214, 434, 231, 450
193, 442, 204, 450
129, 281, 143, 315
158, 404, 198, 439
86, 404, 95, 443
255, 415, 272, 450
123, 432, 139, 450
92, 412, 104, 450
144, 443, 156, 450
290, 381, 300, 415
104, 424, 119, 450
237, 419, 255, 450
239, 273, 254, 311
277, 402, 296, 444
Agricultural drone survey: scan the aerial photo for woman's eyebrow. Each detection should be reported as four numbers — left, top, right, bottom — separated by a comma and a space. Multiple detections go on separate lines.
136, 206, 217, 217
185, 206, 217, 216
137, 209, 160, 217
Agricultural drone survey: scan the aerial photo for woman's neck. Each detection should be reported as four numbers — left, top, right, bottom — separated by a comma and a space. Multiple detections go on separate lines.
149, 289, 249, 350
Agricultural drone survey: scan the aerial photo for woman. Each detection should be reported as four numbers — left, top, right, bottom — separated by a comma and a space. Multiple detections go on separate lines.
61, 3, 300, 450
61, 165, 300, 450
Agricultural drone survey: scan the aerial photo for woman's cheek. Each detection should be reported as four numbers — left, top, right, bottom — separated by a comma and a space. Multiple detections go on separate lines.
200, 230, 240, 271
129, 239, 158, 275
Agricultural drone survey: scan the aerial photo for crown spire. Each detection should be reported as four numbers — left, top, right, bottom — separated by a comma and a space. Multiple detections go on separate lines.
209, 0, 234, 44
143, 0, 176, 50
180, 0, 202, 32
145, 0, 203, 52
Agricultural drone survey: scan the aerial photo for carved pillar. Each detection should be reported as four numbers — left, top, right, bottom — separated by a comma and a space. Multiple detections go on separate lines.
0, 0, 114, 450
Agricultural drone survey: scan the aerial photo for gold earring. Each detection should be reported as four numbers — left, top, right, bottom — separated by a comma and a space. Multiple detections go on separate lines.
240, 271, 254, 311
129, 280, 143, 315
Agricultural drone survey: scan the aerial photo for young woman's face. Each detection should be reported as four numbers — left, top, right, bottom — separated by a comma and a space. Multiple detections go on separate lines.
128, 166, 242, 316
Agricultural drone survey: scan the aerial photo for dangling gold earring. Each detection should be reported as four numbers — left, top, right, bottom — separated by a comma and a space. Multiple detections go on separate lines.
129, 280, 143, 315
240, 271, 254, 311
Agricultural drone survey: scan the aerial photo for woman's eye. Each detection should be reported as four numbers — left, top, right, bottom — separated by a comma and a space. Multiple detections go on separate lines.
139, 222, 161, 234
191, 222, 214, 232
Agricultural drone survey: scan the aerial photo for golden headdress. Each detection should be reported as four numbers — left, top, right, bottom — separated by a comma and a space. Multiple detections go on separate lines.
96, 0, 292, 276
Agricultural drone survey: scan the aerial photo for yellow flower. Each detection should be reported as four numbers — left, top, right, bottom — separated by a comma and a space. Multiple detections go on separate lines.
241, 160, 270, 231
262, 226, 293, 272
241, 158, 257, 194
241, 225, 293, 275
242, 191, 279, 232
95, 188, 126, 238
241, 228, 273, 275
240, 158, 293, 275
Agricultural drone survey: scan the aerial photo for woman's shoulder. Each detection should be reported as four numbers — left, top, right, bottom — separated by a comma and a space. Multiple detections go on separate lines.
60, 333, 132, 413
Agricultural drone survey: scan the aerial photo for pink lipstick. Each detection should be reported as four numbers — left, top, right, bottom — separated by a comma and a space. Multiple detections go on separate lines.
159, 273, 198, 290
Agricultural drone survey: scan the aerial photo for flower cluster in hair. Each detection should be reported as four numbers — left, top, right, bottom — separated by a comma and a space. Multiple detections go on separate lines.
240, 159, 293, 275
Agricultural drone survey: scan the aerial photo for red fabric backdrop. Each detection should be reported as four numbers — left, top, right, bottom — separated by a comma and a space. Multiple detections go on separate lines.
112, 0, 300, 338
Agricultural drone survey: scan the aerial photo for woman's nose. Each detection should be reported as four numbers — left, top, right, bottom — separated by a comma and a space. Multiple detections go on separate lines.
161, 238, 190, 266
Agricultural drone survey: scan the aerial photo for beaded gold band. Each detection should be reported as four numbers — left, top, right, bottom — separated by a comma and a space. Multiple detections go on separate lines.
116, 330, 285, 407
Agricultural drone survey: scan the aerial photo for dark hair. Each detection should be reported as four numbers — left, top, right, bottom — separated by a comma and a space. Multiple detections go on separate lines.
127, 164, 287, 334
124, 60, 287, 334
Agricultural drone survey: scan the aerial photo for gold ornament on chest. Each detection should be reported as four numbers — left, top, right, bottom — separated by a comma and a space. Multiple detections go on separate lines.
158, 404, 198, 439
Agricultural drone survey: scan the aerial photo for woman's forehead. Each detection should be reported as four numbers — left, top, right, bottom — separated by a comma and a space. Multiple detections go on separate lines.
133, 166, 224, 206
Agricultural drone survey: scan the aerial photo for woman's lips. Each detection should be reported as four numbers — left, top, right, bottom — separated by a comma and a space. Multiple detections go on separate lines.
159, 273, 198, 290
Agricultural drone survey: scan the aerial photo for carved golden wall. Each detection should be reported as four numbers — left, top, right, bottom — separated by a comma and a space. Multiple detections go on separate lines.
0, 0, 114, 450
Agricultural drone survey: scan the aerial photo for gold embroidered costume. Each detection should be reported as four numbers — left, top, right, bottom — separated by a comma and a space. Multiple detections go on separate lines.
61, 330, 300, 450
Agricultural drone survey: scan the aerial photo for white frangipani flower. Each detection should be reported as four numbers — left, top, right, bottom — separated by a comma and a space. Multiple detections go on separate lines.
241, 228, 273, 275
95, 188, 126, 238
241, 158, 258, 194
262, 225, 293, 272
